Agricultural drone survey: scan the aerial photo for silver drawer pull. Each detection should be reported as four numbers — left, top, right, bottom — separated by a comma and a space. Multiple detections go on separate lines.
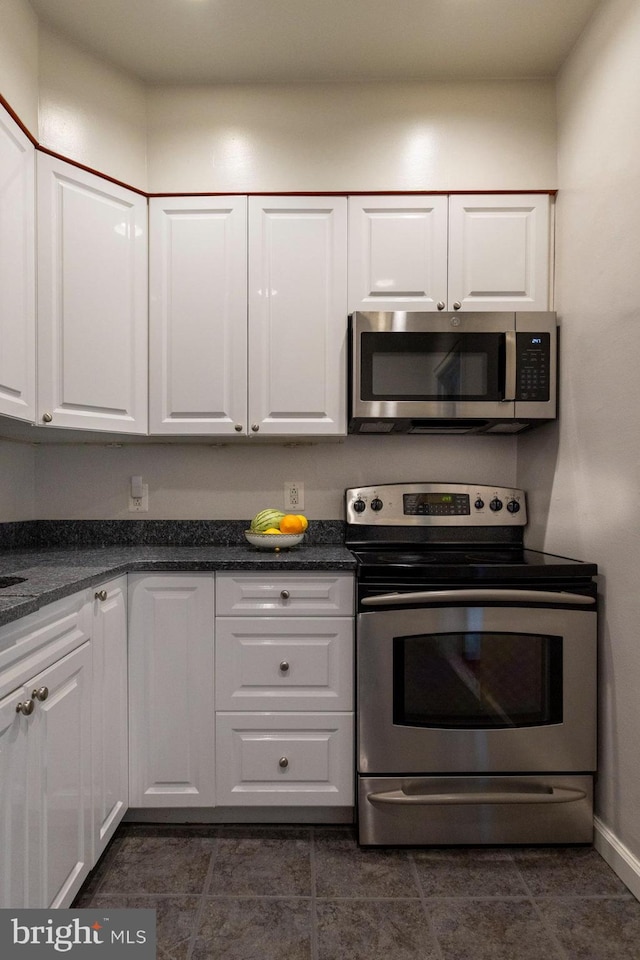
95, 590, 108, 601
361, 588, 595, 608
32, 686, 49, 702
280, 589, 290, 600
279, 757, 289, 769
16, 700, 34, 716
279, 660, 290, 673
368, 786, 587, 806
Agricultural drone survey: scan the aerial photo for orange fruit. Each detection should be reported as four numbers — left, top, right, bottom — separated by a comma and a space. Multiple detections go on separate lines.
279, 514, 304, 534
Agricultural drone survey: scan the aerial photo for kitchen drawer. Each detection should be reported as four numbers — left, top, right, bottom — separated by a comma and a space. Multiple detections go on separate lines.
215, 617, 353, 711
215, 572, 354, 617
215, 712, 353, 806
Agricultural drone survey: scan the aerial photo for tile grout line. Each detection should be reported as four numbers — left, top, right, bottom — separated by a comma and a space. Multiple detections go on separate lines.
513, 864, 572, 960
184, 831, 222, 960
407, 851, 446, 960
309, 826, 319, 960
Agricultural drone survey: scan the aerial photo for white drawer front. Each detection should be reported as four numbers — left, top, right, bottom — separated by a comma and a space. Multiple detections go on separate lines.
215, 618, 353, 711
215, 712, 353, 806
216, 572, 354, 617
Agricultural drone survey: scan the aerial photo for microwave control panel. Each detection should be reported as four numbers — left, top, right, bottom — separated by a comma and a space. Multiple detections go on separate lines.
515, 333, 550, 402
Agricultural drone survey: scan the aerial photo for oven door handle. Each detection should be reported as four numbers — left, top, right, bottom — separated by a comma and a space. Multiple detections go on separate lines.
360, 588, 596, 607
368, 786, 587, 806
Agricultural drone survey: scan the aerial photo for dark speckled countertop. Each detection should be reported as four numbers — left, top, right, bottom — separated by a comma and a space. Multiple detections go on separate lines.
0, 541, 356, 629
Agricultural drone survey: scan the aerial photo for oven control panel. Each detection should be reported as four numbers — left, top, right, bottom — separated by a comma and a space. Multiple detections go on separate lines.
346, 483, 527, 526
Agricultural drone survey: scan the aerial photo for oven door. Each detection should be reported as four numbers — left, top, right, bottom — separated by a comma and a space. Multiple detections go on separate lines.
357, 601, 597, 775
350, 311, 516, 422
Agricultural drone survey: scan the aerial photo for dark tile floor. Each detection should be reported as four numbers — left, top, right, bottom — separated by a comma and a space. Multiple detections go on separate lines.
73, 824, 640, 959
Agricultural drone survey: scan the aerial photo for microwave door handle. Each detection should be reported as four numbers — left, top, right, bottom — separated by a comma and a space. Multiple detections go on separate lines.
503, 330, 517, 401
361, 588, 596, 607
367, 786, 587, 806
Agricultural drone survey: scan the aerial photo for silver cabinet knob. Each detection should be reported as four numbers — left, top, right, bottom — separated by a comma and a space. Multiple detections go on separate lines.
453, 301, 462, 310
251, 423, 260, 432
16, 699, 34, 716
437, 301, 445, 311
280, 589, 290, 600
32, 686, 49, 702
42, 412, 53, 423
234, 423, 243, 432
279, 757, 289, 769
95, 590, 108, 601
279, 660, 290, 673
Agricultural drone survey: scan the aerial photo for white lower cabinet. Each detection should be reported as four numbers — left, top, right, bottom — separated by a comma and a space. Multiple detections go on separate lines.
215, 572, 354, 807
128, 574, 215, 807
91, 578, 128, 859
0, 595, 93, 908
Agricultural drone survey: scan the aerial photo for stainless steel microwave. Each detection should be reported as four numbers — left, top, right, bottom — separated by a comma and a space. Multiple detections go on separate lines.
348, 311, 557, 435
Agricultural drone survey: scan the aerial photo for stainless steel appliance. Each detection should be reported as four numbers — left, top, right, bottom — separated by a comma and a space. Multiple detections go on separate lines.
349, 311, 557, 434
346, 482, 598, 845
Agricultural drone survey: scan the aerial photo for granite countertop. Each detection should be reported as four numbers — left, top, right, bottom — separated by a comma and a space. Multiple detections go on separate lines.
0, 543, 356, 629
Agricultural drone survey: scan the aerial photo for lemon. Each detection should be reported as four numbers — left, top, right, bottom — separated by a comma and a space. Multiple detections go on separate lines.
264, 527, 282, 534
296, 515, 309, 531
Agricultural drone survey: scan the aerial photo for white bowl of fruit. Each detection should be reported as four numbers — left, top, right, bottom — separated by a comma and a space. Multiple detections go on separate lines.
245, 509, 308, 550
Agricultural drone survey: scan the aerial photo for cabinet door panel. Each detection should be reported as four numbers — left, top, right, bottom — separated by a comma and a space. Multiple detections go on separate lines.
149, 197, 247, 434
0, 685, 29, 907
92, 579, 128, 858
0, 106, 35, 422
448, 194, 550, 310
248, 197, 347, 435
29, 641, 92, 908
348, 196, 448, 312
128, 575, 215, 807
37, 154, 148, 432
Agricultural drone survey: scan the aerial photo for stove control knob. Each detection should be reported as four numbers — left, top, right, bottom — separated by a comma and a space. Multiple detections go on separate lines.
507, 499, 521, 513
353, 499, 367, 513
370, 498, 383, 511
474, 498, 485, 509
489, 497, 503, 512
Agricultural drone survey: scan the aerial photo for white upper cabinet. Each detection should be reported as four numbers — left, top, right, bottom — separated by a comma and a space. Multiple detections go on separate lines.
149, 196, 248, 434
348, 194, 551, 313
248, 196, 348, 436
36, 154, 148, 433
0, 106, 35, 422
348, 195, 448, 313
448, 194, 551, 311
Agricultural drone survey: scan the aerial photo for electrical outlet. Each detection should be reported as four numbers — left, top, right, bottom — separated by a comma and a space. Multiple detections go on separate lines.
284, 480, 304, 511
129, 484, 149, 512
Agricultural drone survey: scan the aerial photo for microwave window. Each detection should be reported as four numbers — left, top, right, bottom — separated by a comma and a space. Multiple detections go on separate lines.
393, 631, 563, 729
372, 351, 487, 397
361, 332, 503, 402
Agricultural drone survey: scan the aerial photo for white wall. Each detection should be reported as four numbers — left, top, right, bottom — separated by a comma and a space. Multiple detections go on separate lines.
0, 0, 39, 134
518, 0, 640, 888
33, 438, 517, 521
146, 79, 556, 193
0, 440, 36, 521
38, 23, 148, 189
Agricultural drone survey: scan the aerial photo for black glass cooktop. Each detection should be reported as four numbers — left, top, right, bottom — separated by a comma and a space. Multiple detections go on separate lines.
351, 546, 598, 582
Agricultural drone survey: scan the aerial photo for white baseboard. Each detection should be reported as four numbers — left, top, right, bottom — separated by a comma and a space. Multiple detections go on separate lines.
594, 816, 640, 901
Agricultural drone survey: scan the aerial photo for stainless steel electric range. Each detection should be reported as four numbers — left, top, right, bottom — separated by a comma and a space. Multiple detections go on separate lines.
345, 482, 598, 846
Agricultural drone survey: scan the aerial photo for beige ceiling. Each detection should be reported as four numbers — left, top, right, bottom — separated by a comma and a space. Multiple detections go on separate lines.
28, 0, 601, 85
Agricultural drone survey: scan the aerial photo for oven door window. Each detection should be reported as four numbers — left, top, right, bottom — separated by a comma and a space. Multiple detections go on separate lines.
360, 332, 505, 402
393, 631, 563, 728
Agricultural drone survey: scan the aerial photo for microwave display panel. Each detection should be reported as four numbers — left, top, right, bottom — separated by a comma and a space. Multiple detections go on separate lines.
361, 332, 504, 402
